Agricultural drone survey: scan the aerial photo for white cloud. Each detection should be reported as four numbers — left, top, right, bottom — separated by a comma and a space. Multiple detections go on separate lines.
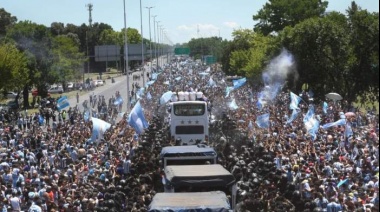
224, 21, 239, 29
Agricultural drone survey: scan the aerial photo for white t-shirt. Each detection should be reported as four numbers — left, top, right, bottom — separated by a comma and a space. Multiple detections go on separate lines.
10, 196, 21, 211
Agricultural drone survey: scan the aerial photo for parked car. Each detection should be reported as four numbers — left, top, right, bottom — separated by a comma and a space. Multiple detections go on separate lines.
96, 80, 104, 86
2, 91, 18, 99
67, 82, 74, 91
48, 86, 64, 94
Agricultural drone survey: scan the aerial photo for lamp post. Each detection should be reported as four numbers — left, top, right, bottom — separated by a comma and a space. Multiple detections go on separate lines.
152, 15, 157, 71
123, 0, 130, 111
145, 6, 154, 68
156, 21, 161, 70
139, 0, 145, 86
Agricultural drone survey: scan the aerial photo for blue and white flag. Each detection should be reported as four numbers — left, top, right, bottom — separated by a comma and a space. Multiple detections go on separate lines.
305, 116, 319, 140
229, 99, 239, 110
323, 102, 328, 114
146, 92, 152, 100
225, 86, 234, 98
136, 88, 145, 99
160, 91, 173, 105
127, 101, 149, 135
208, 77, 216, 87
303, 105, 315, 124
91, 117, 111, 142
152, 73, 158, 80
290, 92, 302, 110
114, 97, 124, 106
322, 118, 346, 130
145, 81, 155, 88
57, 96, 70, 111
256, 113, 270, 128
233, 78, 247, 89
287, 109, 300, 124
84, 110, 90, 122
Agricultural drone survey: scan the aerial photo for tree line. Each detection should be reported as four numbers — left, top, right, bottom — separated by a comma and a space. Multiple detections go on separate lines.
0, 8, 159, 108
182, 0, 378, 105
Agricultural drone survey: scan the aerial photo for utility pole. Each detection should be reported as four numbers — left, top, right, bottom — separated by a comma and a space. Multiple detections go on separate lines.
123, 0, 130, 111
85, 3, 93, 82
146, 7, 154, 68
139, 0, 145, 86
152, 16, 157, 70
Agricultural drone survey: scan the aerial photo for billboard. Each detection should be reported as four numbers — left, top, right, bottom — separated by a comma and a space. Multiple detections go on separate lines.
95, 45, 121, 62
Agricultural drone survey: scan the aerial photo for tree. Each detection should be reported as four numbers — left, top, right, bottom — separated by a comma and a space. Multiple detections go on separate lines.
280, 14, 354, 101
50, 22, 65, 36
51, 35, 85, 90
253, 0, 328, 35
0, 8, 17, 35
6, 21, 54, 106
0, 42, 29, 93
346, 3, 379, 103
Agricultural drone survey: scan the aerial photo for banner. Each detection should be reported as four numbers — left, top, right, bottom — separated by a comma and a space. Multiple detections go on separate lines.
57, 96, 70, 111
233, 78, 247, 89
127, 101, 149, 135
289, 92, 302, 110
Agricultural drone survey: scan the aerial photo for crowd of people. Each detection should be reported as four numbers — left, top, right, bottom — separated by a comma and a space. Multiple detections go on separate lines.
0, 59, 378, 212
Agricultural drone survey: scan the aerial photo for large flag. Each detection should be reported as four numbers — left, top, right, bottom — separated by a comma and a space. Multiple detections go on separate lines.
127, 101, 149, 135
225, 87, 234, 98
91, 117, 111, 142
256, 113, 270, 128
322, 118, 346, 130
287, 109, 300, 124
289, 92, 302, 110
233, 78, 247, 89
160, 91, 173, 105
57, 96, 70, 111
114, 96, 124, 106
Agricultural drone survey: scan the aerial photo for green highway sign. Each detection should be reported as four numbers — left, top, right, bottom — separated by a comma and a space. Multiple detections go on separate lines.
204, 55, 216, 65
174, 48, 190, 55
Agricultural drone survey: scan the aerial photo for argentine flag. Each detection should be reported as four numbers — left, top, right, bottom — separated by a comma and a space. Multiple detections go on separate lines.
127, 101, 149, 135
57, 96, 70, 111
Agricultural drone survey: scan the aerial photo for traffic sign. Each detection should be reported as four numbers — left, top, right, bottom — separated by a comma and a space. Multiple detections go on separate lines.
174, 48, 190, 55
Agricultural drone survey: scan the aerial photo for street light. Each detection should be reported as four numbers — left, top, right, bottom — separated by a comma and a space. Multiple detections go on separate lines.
139, 0, 145, 86
145, 6, 154, 67
123, 0, 130, 111
152, 15, 157, 70
156, 21, 161, 70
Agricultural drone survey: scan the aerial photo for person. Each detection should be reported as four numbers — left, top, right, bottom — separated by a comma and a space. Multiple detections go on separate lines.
9, 190, 22, 211
76, 93, 79, 104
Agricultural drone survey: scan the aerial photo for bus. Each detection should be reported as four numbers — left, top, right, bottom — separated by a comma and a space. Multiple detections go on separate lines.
159, 145, 217, 169
169, 94, 210, 145
149, 191, 232, 212
162, 164, 237, 210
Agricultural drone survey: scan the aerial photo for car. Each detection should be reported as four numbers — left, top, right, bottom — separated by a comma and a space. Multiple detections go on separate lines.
96, 80, 104, 86
48, 86, 64, 94
2, 92, 18, 99
32, 90, 51, 97
67, 82, 74, 90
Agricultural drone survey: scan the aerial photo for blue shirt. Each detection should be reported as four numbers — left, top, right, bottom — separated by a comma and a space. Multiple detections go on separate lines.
327, 202, 342, 212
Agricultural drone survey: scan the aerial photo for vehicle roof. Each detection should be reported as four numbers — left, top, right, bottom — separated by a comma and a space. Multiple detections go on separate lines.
160, 145, 217, 158
148, 191, 230, 212
164, 164, 235, 187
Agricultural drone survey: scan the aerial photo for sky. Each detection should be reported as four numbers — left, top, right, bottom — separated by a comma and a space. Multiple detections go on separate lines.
1, 0, 379, 44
